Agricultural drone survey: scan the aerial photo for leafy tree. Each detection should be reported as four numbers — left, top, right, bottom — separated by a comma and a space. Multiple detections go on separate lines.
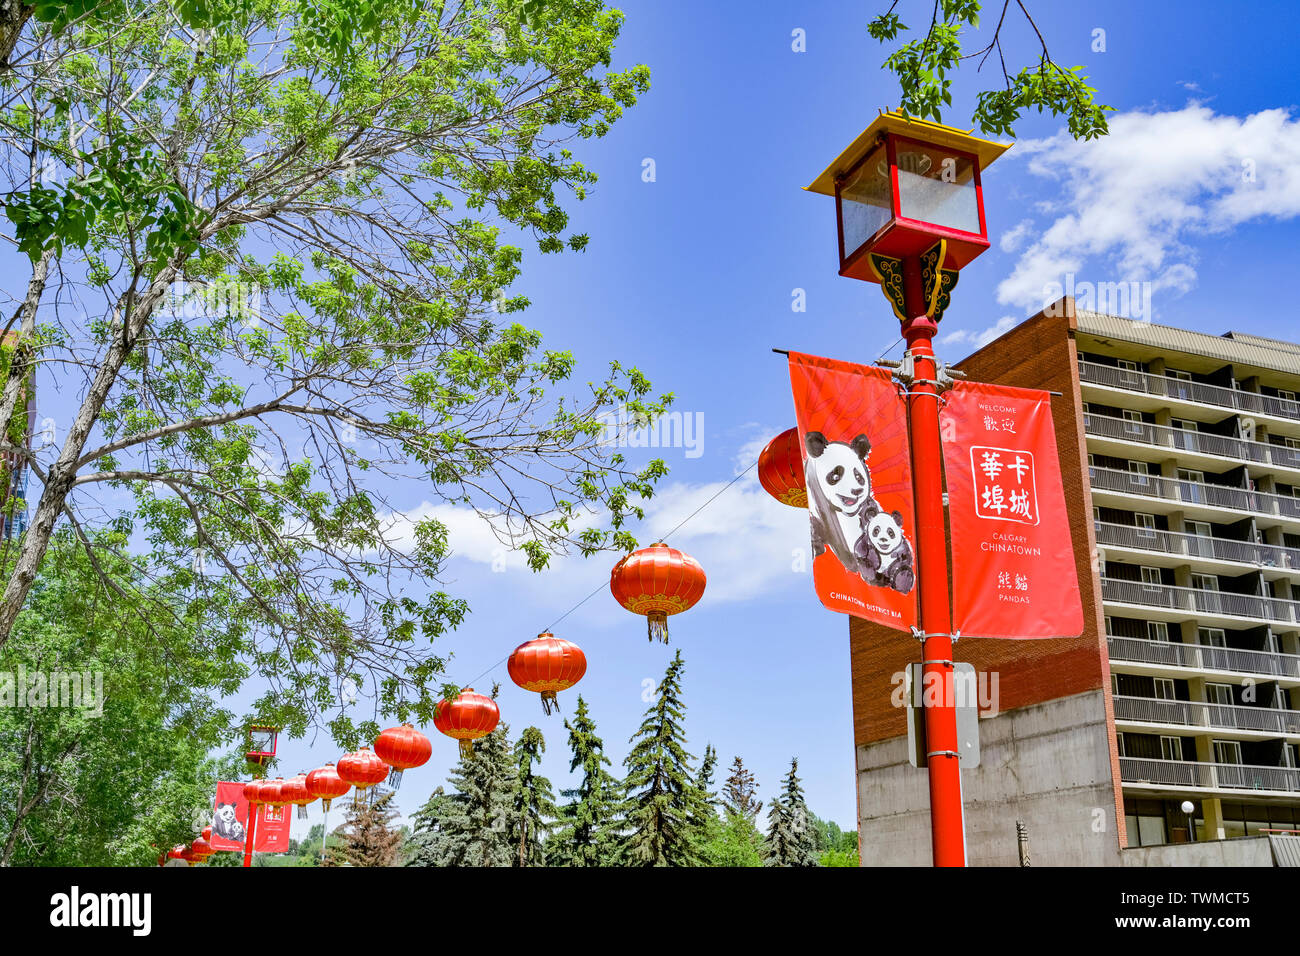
810, 812, 859, 866
620, 650, 701, 867
332, 791, 405, 867
868, 1, 1112, 139
549, 695, 620, 866
407, 724, 516, 867
763, 758, 818, 868
700, 810, 765, 868
0, 531, 241, 865
510, 725, 555, 867
0, 0, 666, 750
721, 755, 762, 821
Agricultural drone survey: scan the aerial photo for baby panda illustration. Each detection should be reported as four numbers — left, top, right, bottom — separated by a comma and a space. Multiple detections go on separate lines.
805, 431, 876, 577
213, 802, 245, 843
855, 500, 915, 593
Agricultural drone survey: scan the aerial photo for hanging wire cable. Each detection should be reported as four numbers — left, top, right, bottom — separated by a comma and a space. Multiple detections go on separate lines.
452, 458, 761, 690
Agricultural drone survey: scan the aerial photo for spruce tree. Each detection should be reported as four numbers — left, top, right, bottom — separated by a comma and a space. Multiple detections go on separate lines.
333, 792, 405, 867
511, 726, 557, 867
689, 743, 720, 847
702, 754, 765, 866
763, 758, 818, 867
620, 650, 702, 866
722, 755, 762, 821
407, 724, 517, 867
550, 695, 621, 866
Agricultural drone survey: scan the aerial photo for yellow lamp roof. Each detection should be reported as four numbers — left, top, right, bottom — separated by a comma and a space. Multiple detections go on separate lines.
805, 109, 1012, 196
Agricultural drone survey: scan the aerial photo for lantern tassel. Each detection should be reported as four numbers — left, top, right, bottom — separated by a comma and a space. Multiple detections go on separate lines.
647, 612, 669, 644
459, 738, 474, 758
297, 804, 308, 819
321, 798, 332, 813
387, 767, 404, 788
540, 691, 556, 716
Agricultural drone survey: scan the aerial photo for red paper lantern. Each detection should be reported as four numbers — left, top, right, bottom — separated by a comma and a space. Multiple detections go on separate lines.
609, 542, 707, 643
508, 633, 587, 714
305, 763, 350, 812
281, 772, 316, 819
190, 835, 215, 862
258, 777, 285, 810
758, 427, 807, 507
373, 724, 432, 789
243, 779, 264, 805
179, 846, 198, 865
201, 825, 213, 842
167, 845, 185, 862
434, 688, 500, 757
337, 747, 388, 797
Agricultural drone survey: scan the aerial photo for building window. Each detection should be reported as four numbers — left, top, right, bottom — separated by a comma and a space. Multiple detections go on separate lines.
1135, 513, 1157, 538
1206, 682, 1235, 706
1154, 678, 1176, 701
1160, 735, 1183, 760
1147, 621, 1169, 642
1141, 566, 1163, 589
1213, 739, 1243, 765
1128, 460, 1152, 486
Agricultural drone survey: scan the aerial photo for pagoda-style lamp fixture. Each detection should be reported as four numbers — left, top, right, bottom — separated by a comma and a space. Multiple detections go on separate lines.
805, 108, 1009, 304
245, 724, 279, 771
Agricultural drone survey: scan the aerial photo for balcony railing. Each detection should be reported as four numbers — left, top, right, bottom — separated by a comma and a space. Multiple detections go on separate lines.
1094, 520, 1300, 569
1107, 635, 1300, 679
1120, 756, 1300, 793
1088, 466, 1300, 522
1113, 694, 1300, 735
1084, 413, 1300, 471
1079, 360, 1300, 422
1100, 576, 1300, 625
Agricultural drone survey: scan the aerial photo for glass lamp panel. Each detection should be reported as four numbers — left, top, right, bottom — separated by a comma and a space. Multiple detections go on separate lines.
249, 729, 275, 752
839, 143, 892, 259
894, 141, 981, 235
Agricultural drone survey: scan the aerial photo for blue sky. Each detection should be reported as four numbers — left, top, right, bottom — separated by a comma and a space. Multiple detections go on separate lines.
8, 0, 1300, 840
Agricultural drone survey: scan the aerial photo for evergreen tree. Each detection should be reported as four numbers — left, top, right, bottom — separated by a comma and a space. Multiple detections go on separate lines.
407, 725, 517, 867
688, 743, 720, 849
550, 696, 621, 866
511, 726, 557, 867
721, 755, 762, 821
702, 753, 765, 866
763, 758, 818, 867
333, 792, 405, 867
620, 650, 702, 866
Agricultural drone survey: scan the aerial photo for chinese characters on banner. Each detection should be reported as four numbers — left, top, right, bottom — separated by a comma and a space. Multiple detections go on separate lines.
787, 352, 918, 632
209, 781, 291, 854
940, 380, 1084, 638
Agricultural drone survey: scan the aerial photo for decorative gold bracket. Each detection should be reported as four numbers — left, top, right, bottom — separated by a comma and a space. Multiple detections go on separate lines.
871, 240, 960, 323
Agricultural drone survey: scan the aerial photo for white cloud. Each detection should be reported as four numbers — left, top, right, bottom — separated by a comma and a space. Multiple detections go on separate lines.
378, 428, 811, 608
939, 315, 1017, 349
996, 104, 1300, 314
998, 218, 1034, 253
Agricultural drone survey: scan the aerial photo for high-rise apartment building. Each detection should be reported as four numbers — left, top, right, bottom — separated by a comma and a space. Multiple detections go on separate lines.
851, 297, 1300, 865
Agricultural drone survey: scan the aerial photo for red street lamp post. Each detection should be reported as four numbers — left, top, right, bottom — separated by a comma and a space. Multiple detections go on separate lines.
807, 109, 1010, 867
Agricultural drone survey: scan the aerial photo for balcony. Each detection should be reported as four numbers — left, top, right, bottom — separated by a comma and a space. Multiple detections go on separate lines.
1107, 635, 1300, 680
1084, 412, 1300, 472
1113, 694, 1300, 736
1079, 360, 1300, 423
1088, 466, 1300, 523
1094, 520, 1300, 570
1100, 576, 1300, 626
1120, 756, 1300, 795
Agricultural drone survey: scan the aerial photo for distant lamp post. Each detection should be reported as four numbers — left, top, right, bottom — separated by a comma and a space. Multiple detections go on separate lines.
1182, 800, 1196, 843
806, 109, 1010, 868
245, 724, 279, 773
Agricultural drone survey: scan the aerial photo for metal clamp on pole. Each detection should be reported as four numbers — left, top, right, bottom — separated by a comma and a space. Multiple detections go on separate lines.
926, 750, 961, 759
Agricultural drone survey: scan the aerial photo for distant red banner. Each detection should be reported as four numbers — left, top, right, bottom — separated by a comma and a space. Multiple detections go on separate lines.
210, 781, 291, 853
788, 352, 917, 632
940, 381, 1083, 638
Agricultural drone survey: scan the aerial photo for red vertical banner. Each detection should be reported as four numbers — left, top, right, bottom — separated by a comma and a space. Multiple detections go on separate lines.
209, 782, 291, 854
941, 380, 1084, 638
788, 352, 918, 632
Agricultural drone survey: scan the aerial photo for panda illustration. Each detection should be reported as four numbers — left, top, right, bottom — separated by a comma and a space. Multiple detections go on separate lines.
213, 802, 245, 843
805, 431, 876, 577
855, 501, 915, 593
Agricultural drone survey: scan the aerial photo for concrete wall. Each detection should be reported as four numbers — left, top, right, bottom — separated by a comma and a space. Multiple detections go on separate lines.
1122, 837, 1274, 867
858, 689, 1124, 866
